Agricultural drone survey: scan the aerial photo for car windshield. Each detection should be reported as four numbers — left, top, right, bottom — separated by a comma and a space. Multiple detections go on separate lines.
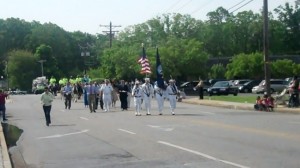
180, 82, 190, 87
243, 81, 252, 86
213, 81, 229, 87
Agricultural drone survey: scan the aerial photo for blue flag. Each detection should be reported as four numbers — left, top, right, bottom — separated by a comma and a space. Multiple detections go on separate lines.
156, 47, 164, 89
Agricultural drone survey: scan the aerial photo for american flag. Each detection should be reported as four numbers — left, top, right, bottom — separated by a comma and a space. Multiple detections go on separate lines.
138, 47, 152, 74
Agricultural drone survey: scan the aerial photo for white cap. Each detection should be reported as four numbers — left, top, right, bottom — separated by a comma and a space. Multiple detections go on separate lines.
144, 78, 150, 82
135, 81, 140, 84
169, 79, 175, 83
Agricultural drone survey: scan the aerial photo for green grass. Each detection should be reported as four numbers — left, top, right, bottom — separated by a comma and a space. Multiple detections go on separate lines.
204, 95, 258, 103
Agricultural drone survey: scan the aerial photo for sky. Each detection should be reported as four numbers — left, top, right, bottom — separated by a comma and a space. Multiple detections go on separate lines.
0, 0, 296, 35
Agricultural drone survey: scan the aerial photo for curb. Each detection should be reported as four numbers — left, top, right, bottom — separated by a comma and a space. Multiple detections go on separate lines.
0, 124, 12, 168
182, 98, 300, 114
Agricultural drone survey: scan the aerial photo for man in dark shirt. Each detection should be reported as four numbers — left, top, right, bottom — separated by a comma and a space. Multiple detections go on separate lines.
0, 89, 9, 121
118, 80, 128, 111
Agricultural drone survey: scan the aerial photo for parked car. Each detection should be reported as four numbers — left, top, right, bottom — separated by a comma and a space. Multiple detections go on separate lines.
233, 79, 251, 87
207, 81, 239, 96
239, 80, 262, 93
10, 89, 27, 95
179, 81, 210, 96
252, 79, 289, 94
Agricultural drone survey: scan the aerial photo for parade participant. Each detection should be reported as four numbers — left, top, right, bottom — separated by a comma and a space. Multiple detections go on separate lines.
141, 78, 154, 115
126, 81, 132, 108
0, 89, 9, 121
100, 79, 113, 112
132, 81, 143, 116
94, 82, 100, 110
111, 80, 119, 108
87, 81, 98, 113
154, 82, 165, 115
118, 80, 128, 111
63, 81, 73, 110
83, 83, 89, 108
40, 87, 54, 126
166, 79, 179, 115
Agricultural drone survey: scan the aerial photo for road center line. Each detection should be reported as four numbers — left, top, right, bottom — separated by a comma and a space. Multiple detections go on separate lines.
118, 129, 136, 135
157, 141, 250, 168
79, 117, 89, 120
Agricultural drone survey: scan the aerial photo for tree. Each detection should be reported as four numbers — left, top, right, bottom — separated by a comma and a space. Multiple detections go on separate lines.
209, 64, 226, 79
271, 59, 296, 78
7, 50, 38, 90
226, 53, 264, 79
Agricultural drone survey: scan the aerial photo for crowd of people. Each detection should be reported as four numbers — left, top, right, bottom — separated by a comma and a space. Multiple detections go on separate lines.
40, 75, 180, 126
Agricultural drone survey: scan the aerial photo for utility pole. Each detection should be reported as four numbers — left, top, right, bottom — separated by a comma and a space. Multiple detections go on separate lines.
263, 0, 270, 96
100, 22, 121, 48
38, 60, 46, 77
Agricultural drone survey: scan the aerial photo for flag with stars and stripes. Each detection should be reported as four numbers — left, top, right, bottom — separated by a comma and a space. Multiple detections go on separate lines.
138, 47, 151, 74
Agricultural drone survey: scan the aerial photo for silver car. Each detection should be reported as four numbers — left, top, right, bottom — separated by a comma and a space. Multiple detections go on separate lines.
252, 79, 289, 94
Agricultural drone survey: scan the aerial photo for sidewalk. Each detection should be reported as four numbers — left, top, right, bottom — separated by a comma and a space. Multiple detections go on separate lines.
182, 97, 300, 114
0, 98, 13, 168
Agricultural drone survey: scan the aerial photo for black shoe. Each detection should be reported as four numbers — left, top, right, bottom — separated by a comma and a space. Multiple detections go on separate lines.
3, 119, 7, 121
93, 110, 96, 113
46, 122, 49, 126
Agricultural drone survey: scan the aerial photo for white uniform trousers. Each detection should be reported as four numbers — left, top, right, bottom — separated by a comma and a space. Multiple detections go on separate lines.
143, 95, 151, 114
156, 93, 164, 114
103, 94, 112, 112
168, 94, 177, 114
134, 96, 142, 115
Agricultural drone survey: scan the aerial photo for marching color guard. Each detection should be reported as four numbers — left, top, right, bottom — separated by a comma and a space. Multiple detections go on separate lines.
132, 81, 143, 116
141, 78, 154, 115
166, 79, 178, 115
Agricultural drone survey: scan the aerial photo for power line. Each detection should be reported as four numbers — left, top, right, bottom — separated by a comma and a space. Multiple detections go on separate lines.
174, 0, 193, 12
229, 0, 254, 13
191, 0, 215, 15
165, 0, 183, 12
227, 0, 248, 11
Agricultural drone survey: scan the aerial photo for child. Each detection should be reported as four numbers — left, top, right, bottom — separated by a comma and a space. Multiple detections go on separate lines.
266, 95, 275, 111
254, 96, 262, 110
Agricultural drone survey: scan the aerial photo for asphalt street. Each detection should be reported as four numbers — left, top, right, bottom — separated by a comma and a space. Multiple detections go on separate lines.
5, 94, 300, 168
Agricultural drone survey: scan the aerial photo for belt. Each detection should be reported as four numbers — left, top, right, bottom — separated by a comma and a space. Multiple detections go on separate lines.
135, 96, 141, 97
169, 94, 177, 95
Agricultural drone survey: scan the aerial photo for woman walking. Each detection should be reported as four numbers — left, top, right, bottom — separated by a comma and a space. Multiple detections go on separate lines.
41, 87, 55, 126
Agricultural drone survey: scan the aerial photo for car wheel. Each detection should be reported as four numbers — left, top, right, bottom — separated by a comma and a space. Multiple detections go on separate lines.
233, 92, 238, 96
244, 88, 249, 93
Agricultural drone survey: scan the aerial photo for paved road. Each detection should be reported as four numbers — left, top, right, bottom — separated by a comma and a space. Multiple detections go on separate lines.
5, 94, 300, 168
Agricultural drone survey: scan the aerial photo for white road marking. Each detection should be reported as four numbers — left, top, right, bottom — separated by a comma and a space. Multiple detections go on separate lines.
118, 129, 136, 135
37, 129, 89, 139
79, 117, 89, 120
201, 111, 215, 115
147, 125, 174, 131
158, 141, 250, 168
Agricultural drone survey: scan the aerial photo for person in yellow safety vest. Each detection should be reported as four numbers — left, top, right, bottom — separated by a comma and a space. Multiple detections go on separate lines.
49, 76, 56, 84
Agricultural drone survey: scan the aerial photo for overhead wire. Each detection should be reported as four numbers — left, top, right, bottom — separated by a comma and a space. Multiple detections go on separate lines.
227, 0, 248, 11
165, 0, 184, 12
174, 0, 193, 12
229, 0, 255, 13
191, 0, 216, 15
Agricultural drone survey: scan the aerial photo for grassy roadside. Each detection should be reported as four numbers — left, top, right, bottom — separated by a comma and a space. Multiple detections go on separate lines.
203, 95, 258, 103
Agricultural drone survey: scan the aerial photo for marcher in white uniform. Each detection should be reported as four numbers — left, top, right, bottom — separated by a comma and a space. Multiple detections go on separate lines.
166, 79, 178, 115
141, 78, 154, 115
154, 83, 165, 115
132, 81, 143, 116
100, 79, 113, 112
